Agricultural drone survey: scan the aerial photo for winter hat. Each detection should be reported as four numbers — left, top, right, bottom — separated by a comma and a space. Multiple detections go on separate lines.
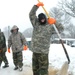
11, 25, 19, 33
38, 13, 47, 24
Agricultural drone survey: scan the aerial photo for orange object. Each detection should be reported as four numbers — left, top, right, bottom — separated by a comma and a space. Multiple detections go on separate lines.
36, 2, 44, 7
23, 46, 28, 50
48, 18, 56, 25
8, 48, 10, 53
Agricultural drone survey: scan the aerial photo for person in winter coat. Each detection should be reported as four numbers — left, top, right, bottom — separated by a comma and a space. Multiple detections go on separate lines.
0, 29, 9, 68
29, 2, 64, 75
8, 25, 28, 71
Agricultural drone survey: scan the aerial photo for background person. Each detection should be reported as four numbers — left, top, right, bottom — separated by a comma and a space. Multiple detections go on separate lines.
0, 29, 9, 68
8, 25, 28, 71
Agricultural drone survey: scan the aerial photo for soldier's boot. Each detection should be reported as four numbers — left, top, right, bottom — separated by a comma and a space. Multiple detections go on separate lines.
14, 66, 18, 70
3, 64, 9, 68
19, 67, 23, 71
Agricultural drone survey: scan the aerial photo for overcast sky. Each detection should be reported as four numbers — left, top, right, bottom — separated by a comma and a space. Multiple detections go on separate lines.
0, 0, 59, 32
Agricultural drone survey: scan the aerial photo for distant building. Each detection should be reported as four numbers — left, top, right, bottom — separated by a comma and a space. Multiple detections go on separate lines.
52, 38, 75, 46
26, 38, 75, 48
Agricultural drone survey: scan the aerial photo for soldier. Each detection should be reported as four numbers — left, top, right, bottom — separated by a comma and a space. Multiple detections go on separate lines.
8, 25, 27, 71
0, 29, 9, 68
29, 2, 64, 75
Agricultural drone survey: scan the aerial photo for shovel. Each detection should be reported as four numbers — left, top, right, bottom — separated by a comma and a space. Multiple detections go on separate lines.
37, 0, 70, 75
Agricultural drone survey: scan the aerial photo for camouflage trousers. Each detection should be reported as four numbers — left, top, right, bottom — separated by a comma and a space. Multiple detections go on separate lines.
32, 53, 49, 75
13, 51, 23, 68
0, 50, 8, 66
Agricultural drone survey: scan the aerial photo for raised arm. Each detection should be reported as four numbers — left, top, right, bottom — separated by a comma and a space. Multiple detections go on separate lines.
29, 2, 44, 27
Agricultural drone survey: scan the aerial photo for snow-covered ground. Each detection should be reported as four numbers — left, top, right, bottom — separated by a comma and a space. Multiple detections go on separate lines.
0, 44, 75, 75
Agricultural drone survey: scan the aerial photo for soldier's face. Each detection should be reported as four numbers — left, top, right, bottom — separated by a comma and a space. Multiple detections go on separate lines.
41, 19, 45, 23
39, 18, 46, 25
13, 29, 17, 34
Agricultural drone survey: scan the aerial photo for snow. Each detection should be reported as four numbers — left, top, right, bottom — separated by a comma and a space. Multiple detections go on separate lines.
0, 44, 75, 75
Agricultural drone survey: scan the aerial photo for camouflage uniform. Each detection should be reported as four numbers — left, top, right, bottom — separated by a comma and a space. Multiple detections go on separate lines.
0, 30, 9, 67
8, 25, 27, 69
29, 5, 64, 75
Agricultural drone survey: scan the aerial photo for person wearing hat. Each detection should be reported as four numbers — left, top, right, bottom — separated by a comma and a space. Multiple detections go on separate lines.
29, 2, 64, 75
8, 25, 28, 71
0, 29, 9, 68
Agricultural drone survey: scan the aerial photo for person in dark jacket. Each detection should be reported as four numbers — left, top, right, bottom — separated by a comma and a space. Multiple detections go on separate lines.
8, 25, 28, 71
0, 29, 9, 68
29, 2, 64, 75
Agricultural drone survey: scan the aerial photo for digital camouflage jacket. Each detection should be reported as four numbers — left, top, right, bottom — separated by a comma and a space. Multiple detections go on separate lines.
29, 5, 64, 54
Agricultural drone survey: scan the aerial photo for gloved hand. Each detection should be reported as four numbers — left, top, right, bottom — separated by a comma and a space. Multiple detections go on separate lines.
36, 2, 44, 7
8, 48, 10, 53
23, 46, 28, 50
48, 18, 56, 25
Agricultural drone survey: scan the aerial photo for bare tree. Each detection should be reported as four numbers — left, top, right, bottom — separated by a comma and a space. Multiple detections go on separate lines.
49, 7, 71, 38
65, 23, 75, 38
23, 28, 33, 38
56, 0, 75, 38
49, 7, 71, 26
58, 0, 75, 17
